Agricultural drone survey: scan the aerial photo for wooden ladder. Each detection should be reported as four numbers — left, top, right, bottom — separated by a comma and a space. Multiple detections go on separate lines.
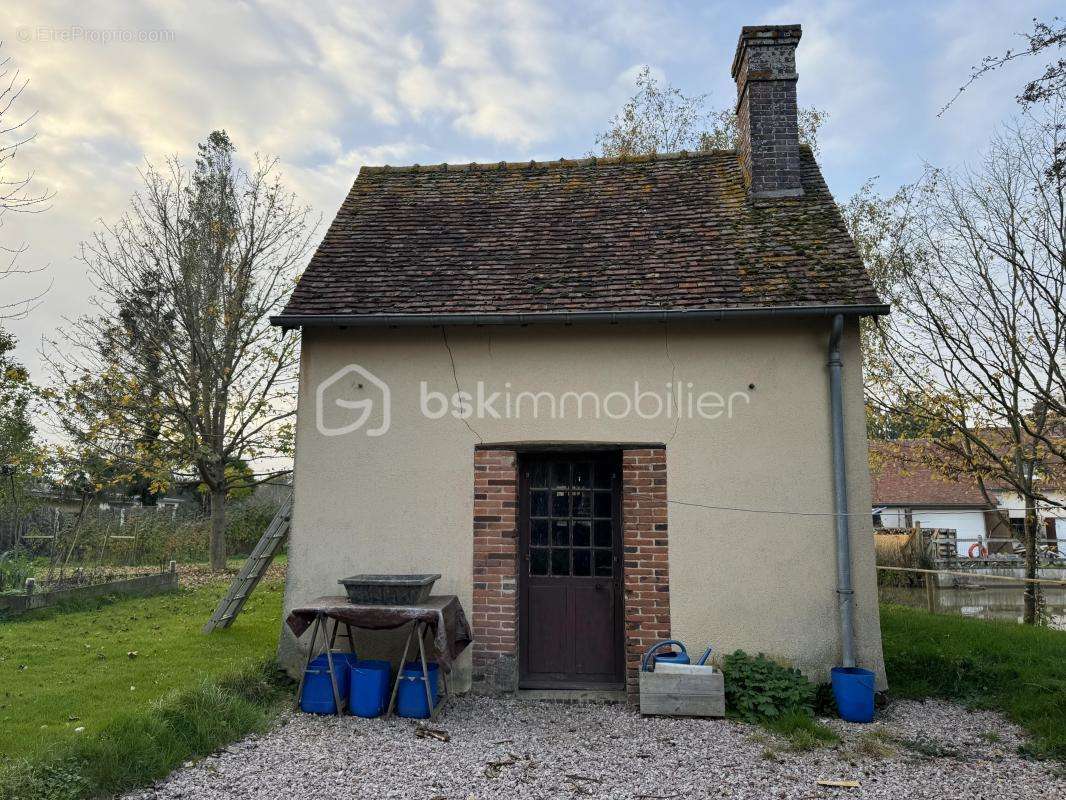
203, 493, 292, 633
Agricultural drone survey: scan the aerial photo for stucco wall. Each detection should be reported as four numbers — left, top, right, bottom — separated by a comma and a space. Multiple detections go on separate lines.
278, 319, 887, 691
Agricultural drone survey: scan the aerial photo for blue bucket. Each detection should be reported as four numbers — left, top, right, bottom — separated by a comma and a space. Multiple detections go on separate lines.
350, 659, 391, 718
333, 652, 359, 695
831, 666, 875, 723
321, 651, 358, 699
300, 653, 355, 714
396, 661, 440, 719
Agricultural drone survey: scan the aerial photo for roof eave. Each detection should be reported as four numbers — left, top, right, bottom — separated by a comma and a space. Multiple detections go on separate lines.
874, 502, 992, 509
270, 303, 890, 330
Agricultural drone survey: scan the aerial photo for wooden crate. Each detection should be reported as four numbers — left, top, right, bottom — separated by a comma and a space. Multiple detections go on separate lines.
639, 663, 725, 717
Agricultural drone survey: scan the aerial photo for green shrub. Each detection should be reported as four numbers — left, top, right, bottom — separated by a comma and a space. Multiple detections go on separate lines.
0, 551, 35, 593
723, 650, 816, 722
225, 500, 281, 556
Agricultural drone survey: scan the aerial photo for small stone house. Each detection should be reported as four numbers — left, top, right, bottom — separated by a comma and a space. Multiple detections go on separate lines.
274, 24, 888, 697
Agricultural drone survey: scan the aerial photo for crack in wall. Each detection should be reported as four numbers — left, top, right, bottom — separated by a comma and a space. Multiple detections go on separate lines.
441, 326, 484, 443
665, 320, 681, 443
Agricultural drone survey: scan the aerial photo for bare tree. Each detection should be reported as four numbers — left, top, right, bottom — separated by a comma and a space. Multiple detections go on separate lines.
48, 131, 316, 570
870, 112, 1066, 622
941, 16, 1065, 177
596, 65, 825, 158
840, 179, 916, 409
942, 16, 1065, 116
0, 45, 52, 319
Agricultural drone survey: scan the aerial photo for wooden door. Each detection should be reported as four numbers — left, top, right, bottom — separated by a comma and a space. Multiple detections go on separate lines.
519, 453, 623, 689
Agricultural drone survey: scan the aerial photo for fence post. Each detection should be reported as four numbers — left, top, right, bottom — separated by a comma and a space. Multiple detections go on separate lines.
25, 577, 35, 596
915, 522, 936, 608
925, 573, 936, 614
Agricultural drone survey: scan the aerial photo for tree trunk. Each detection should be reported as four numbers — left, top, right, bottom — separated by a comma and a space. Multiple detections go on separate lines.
1022, 499, 1040, 625
209, 486, 227, 572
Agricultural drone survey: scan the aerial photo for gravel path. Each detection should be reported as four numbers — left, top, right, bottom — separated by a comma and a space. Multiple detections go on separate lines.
128, 697, 1064, 800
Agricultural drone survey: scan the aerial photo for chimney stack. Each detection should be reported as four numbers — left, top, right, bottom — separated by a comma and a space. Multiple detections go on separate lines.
731, 24, 803, 199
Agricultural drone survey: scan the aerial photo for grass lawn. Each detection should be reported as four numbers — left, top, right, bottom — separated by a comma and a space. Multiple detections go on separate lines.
0, 577, 287, 764
4, 586, 1065, 798
881, 603, 1066, 761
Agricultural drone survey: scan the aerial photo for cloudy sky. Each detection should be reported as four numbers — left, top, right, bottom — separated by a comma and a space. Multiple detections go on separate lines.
2, 0, 1060, 375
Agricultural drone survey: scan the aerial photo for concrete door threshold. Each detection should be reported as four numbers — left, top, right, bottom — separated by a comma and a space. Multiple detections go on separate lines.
515, 688, 627, 703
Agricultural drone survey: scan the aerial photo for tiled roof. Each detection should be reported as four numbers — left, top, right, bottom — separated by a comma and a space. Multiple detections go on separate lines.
870, 441, 990, 507
275, 148, 884, 324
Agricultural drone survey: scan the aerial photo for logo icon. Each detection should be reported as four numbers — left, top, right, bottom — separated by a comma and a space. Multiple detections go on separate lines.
316, 364, 391, 437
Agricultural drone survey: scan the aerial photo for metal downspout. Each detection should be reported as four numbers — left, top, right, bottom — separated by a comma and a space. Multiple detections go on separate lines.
828, 314, 856, 668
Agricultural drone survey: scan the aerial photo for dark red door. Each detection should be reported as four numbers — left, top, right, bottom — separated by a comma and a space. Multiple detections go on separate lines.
519, 454, 624, 689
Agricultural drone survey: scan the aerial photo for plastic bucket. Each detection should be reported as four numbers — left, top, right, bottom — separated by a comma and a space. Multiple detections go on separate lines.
831, 666, 875, 723
315, 651, 357, 700
396, 661, 440, 719
333, 652, 359, 697
350, 659, 391, 718
300, 654, 353, 714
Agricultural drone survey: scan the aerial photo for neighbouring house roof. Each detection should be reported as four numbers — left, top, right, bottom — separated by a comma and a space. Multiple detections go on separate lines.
273, 148, 886, 327
968, 421, 1066, 495
870, 441, 990, 508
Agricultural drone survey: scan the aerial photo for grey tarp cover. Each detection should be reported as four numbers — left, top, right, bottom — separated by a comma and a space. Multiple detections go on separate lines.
286, 594, 472, 672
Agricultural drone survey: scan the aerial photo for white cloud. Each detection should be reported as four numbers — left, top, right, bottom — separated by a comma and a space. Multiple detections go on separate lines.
396, 64, 465, 118
761, 0, 894, 166
4, 0, 1058, 381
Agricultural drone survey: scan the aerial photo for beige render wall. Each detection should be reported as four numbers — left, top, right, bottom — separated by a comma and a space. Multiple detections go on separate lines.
277, 319, 886, 691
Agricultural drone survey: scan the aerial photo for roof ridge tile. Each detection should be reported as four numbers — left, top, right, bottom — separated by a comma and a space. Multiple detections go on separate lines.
357, 149, 740, 174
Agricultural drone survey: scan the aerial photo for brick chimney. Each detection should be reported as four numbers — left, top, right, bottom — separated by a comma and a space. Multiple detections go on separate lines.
731, 24, 803, 199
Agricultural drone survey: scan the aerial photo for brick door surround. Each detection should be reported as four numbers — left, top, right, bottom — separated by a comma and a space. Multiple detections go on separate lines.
471, 446, 669, 701
620, 447, 670, 699
471, 449, 519, 692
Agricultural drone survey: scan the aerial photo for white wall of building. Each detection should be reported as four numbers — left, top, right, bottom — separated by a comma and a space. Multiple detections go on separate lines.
910, 510, 987, 556
994, 491, 1066, 540
876, 507, 907, 528
876, 506, 988, 556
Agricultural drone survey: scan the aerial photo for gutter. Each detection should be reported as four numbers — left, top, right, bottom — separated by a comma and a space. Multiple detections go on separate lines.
827, 314, 856, 668
271, 303, 890, 330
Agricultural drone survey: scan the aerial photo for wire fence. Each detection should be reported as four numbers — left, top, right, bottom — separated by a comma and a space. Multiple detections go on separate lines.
876, 564, 1066, 629
877, 565, 1066, 587
0, 497, 280, 594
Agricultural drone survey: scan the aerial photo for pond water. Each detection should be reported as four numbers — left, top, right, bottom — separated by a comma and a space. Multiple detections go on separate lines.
879, 585, 1066, 630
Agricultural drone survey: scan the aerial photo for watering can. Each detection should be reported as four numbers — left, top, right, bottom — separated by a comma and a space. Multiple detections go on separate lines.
640, 639, 713, 672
